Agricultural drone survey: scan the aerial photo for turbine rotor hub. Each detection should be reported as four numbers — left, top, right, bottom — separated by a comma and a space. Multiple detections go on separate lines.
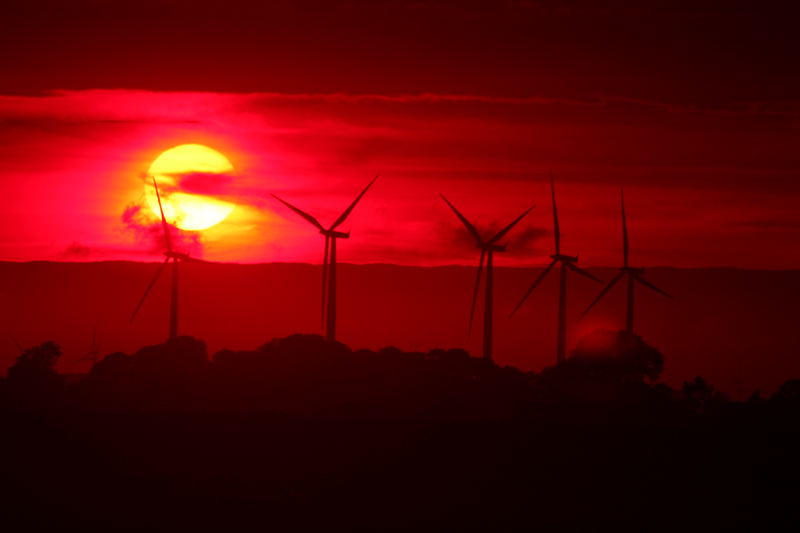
321, 229, 350, 239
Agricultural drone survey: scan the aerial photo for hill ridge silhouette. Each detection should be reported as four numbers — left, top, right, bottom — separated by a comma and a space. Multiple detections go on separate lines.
3, 331, 798, 418
2, 261, 798, 398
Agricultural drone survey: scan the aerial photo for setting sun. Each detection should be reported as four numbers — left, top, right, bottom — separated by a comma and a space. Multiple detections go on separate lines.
146, 144, 236, 231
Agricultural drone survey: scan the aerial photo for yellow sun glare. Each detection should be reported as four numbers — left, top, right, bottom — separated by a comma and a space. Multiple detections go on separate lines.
146, 144, 235, 231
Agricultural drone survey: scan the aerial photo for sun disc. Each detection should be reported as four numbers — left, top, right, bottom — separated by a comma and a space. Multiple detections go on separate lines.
146, 144, 236, 231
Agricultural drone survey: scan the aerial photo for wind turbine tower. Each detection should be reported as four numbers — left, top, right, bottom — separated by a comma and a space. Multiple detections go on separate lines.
130, 177, 206, 340
511, 176, 601, 363
441, 195, 533, 362
77, 325, 101, 365
581, 189, 670, 334
272, 176, 378, 342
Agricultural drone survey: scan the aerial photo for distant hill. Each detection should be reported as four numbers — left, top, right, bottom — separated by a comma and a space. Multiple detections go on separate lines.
0, 261, 798, 397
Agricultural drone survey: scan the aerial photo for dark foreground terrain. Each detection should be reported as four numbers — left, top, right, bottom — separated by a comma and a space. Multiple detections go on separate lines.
5, 410, 798, 531
1, 333, 799, 531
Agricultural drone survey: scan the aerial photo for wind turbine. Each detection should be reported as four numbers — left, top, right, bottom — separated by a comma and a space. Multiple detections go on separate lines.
130, 177, 205, 340
76, 325, 101, 365
511, 176, 602, 364
440, 194, 533, 362
272, 176, 378, 342
580, 189, 670, 334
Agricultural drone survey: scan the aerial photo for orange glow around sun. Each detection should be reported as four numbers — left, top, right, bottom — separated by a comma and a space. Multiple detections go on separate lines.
145, 144, 236, 231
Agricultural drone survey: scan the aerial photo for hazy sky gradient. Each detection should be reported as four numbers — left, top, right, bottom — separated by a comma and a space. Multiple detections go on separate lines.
1, 1, 797, 267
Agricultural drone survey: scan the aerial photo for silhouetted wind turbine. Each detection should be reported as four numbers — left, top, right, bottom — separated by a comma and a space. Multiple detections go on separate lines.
580, 189, 670, 334
441, 195, 533, 362
511, 176, 602, 363
272, 176, 378, 342
130, 177, 206, 340
77, 326, 100, 365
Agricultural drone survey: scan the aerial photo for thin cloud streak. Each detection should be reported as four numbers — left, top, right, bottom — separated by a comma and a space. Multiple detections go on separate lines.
0, 89, 797, 268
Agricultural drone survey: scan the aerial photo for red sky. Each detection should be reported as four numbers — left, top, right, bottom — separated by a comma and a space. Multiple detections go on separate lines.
1, 1, 798, 268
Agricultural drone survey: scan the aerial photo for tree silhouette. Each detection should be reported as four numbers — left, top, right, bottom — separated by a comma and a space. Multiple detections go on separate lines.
570, 329, 664, 382
530, 330, 669, 409
5, 341, 64, 407
772, 378, 800, 405
8, 341, 61, 380
681, 375, 728, 414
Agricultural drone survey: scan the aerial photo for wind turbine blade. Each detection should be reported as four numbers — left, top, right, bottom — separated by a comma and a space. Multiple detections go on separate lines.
130, 257, 170, 322
153, 177, 172, 252
330, 175, 379, 230
440, 194, 484, 245
321, 236, 329, 328
621, 188, 629, 268
635, 274, 671, 297
468, 250, 485, 334
566, 263, 603, 283
488, 205, 535, 245
510, 259, 557, 317
581, 272, 625, 318
550, 174, 560, 255
271, 194, 325, 231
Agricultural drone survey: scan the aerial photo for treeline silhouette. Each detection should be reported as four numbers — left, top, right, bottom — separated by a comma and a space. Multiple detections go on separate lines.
2, 331, 798, 418
1, 334, 799, 531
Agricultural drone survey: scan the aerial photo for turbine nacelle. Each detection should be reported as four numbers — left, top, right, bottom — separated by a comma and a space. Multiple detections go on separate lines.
321, 229, 350, 239
551, 253, 578, 263
480, 243, 506, 253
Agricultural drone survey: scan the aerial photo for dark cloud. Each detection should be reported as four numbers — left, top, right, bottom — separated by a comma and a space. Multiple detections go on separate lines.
736, 218, 800, 230
61, 241, 91, 259
440, 218, 548, 257
167, 172, 236, 198
121, 204, 203, 258
510, 225, 549, 252
149, 171, 268, 211
2, 0, 798, 106
244, 92, 800, 118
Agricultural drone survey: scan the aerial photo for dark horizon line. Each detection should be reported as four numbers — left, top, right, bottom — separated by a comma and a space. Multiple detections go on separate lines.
1, 258, 797, 273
